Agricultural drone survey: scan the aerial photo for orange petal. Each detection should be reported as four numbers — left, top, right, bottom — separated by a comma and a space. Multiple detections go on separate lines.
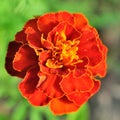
19, 65, 50, 106
60, 72, 94, 93
38, 51, 51, 74
78, 27, 102, 66
37, 11, 73, 37
41, 36, 53, 49
15, 18, 40, 47
67, 91, 90, 105
89, 39, 108, 77
89, 58, 107, 77
5, 41, 26, 78
47, 22, 80, 43
19, 66, 39, 98
39, 51, 67, 75
67, 79, 100, 105
38, 73, 63, 98
90, 79, 101, 95
24, 18, 39, 31
39, 51, 50, 64
73, 13, 88, 30
37, 12, 57, 37
28, 89, 51, 106
25, 27, 42, 49
56, 11, 73, 24
13, 45, 38, 71
49, 96, 79, 115
73, 57, 88, 77
39, 50, 69, 75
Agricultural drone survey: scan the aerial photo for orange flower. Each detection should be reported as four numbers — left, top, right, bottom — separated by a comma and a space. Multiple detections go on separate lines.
5, 11, 107, 115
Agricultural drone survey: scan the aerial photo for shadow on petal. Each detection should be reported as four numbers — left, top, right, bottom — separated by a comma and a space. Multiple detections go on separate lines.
38, 73, 63, 98
28, 89, 51, 106
19, 66, 39, 98
13, 45, 38, 72
5, 41, 26, 78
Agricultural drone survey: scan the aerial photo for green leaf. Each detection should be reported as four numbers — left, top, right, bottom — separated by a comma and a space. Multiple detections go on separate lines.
41, 106, 59, 120
30, 107, 43, 120
0, 114, 8, 120
66, 103, 90, 120
10, 101, 28, 120
30, 106, 59, 120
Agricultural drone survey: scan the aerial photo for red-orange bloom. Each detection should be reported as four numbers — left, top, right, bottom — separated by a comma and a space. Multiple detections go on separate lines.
5, 11, 107, 115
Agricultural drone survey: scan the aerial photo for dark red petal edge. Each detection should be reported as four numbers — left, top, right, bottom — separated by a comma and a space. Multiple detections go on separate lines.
5, 41, 26, 78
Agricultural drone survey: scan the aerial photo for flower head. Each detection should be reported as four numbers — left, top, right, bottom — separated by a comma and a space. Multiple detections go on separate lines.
5, 11, 107, 115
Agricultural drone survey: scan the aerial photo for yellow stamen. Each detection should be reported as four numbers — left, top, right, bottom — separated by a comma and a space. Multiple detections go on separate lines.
46, 59, 63, 68
45, 31, 82, 68
59, 40, 80, 65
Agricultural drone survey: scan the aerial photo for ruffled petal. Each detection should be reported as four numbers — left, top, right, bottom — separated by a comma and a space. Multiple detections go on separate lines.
37, 11, 74, 38
39, 51, 50, 64
41, 36, 53, 49
73, 57, 88, 77
67, 79, 100, 105
67, 91, 90, 105
15, 29, 27, 44
19, 66, 50, 106
56, 11, 73, 24
47, 22, 80, 43
88, 40, 108, 77
38, 51, 51, 74
49, 96, 79, 115
13, 45, 38, 72
25, 27, 42, 49
18, 66, 39, 98
15, 18, 39, 44
24, 18, 42, 49
60, 72, 94, 93
24, 18, 39, 31
37, 73, 63, 98
5, 41, 26, 78
73, 13, 88, 30
90, 79, 101, 95
37, 12, 57, 37
78, 27, 102, 66
28, 89, 51, 106
39, 51, 67, 75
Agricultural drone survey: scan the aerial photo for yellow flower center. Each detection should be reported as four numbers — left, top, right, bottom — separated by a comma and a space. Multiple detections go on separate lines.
46, 31, 82, 68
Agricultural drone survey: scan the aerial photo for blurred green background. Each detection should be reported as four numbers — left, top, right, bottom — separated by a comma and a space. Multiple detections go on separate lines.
0, 0, 120, 120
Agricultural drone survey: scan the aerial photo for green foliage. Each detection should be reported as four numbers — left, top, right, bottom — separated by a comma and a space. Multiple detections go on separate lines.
0, 114, 8, 120
30, 106, 59, 120
66, 103, 90, 120
10, 102, 28, 120
29, 107, 43, 120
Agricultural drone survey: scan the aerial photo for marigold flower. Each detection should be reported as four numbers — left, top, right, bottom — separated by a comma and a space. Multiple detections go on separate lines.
5, 11, 108, 115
